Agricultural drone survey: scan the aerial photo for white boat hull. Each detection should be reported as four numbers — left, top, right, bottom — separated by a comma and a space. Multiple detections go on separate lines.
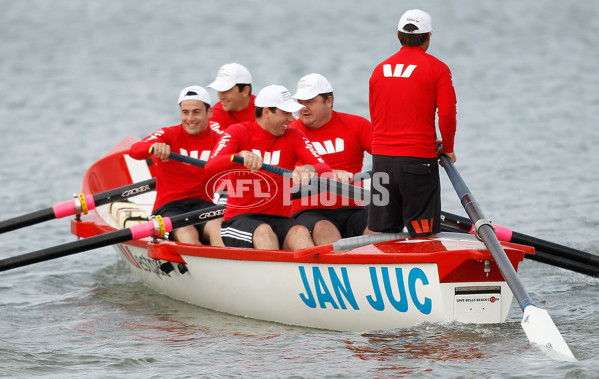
115, 240, 513, 331
71, 137, 529, 332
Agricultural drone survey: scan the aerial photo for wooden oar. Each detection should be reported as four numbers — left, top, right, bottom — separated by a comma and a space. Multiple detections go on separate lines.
0, 204, 224, 272
0, 178, 157, 234
439, 154, 576, 361
441, 211, 599, 275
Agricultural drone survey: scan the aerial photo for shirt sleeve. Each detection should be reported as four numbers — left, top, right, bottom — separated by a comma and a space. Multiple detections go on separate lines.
129, 128, 168, 160
204, 128, 244, 176
436, 65, 457, 154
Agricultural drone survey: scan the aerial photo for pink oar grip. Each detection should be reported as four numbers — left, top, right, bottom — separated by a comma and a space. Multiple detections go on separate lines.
493, 224, 513, 242
52, 195, 96, 218
469, 223, 513, 242
130, 221, 156, 240
163, 217, 173, 233
84, 195, 96, 210
129, 217, 173, 240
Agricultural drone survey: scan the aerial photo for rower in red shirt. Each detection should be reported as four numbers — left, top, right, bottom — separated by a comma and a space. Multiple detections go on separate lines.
368, 9, 457, 238
289, 73, 374, 245
129, 86, 223, 246
204, 85, 332, 250
207, 63, 256, 134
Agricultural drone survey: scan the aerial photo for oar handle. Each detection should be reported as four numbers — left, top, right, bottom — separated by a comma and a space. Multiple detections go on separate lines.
148, 147, 207, 168
230, 154, 289, 176
167, 152, 207, 168
230, 155, 367, 202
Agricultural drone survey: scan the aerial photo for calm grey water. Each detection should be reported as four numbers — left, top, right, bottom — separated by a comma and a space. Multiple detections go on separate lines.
1, 1, 598, 377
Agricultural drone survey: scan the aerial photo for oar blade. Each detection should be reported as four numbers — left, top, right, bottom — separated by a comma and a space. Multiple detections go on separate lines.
521, 305, 577, 361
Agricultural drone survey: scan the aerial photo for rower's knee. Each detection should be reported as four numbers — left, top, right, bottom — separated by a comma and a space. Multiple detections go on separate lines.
283, 225, 315, 250
312, 220, 341, 245
203, 218, 224, 247
170, 225, 201, 245
253, 223, 279, 250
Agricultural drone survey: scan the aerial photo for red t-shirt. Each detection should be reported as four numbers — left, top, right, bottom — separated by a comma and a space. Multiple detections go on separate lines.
288, 111, 372, 211
208, 95, 256, 135
204, 121, 331, 220
369, 46, 457, 157
129, 125, 220, 212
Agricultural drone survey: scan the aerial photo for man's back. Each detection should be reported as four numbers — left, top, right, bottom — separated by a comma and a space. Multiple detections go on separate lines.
369, 46, 456, 158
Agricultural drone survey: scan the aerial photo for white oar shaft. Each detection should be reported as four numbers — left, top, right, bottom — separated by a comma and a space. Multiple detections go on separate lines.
332, 232, 410, 251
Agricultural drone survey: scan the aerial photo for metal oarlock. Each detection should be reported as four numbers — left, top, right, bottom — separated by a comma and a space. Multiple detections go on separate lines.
150, 215, 166, 241
473, 218, 494, 241
73, 193, 89, 220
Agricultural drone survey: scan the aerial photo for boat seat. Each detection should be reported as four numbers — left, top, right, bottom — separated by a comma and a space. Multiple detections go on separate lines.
109, 201, 149, 229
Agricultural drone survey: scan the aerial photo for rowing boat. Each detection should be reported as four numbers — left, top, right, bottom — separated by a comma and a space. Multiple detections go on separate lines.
70, 136, 533, 331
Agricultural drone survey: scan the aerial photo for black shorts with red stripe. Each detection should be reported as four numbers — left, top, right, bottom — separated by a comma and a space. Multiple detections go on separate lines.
368, 155, 441, 237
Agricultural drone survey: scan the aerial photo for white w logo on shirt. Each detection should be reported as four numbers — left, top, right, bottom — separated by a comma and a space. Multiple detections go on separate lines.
312, 138, 345, 155
251, 149, 281, 165
179, 149, 211, 162
383, 64, 417, 78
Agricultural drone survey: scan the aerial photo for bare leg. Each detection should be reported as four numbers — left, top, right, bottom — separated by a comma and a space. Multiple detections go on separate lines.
252, 223, 279, 250
283, 225, 315, 250
203, 218, 225, 247
170, 225, 201, 245
312, 219, 342, 245
362, 226, 378, 235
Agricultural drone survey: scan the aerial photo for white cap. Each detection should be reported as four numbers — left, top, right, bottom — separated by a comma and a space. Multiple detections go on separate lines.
398, 9, 432, 34
178, 85, 211, 106
255, 85, 305, 113
292, 73, 334, 100
207, 63, 252, 92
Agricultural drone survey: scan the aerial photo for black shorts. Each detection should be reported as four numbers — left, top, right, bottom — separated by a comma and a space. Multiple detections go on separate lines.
220, 214, 303, 248
368, 155, 441, 237
153, 198, 215, 243
293, 207, 367, 238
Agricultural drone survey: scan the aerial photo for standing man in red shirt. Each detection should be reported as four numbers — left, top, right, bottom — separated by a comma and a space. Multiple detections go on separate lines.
205, 85, 332, 250
207, 63, 256, 134
289, 73, 373, 244
368, 9, 457, 238
129, 86, 224, 246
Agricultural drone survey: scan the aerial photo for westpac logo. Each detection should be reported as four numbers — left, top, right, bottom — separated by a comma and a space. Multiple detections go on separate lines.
312, 138, 345, 155
251, 149, 281, 165
179, 149, 211, 162
383, 64, 417, 78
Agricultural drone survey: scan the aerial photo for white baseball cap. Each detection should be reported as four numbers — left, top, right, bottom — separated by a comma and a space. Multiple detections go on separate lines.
207, 63, 253, 92
398, 9, 432, 34
255, 85, 305, 113
292, 73, 334, 100
178, 85, 211, 106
